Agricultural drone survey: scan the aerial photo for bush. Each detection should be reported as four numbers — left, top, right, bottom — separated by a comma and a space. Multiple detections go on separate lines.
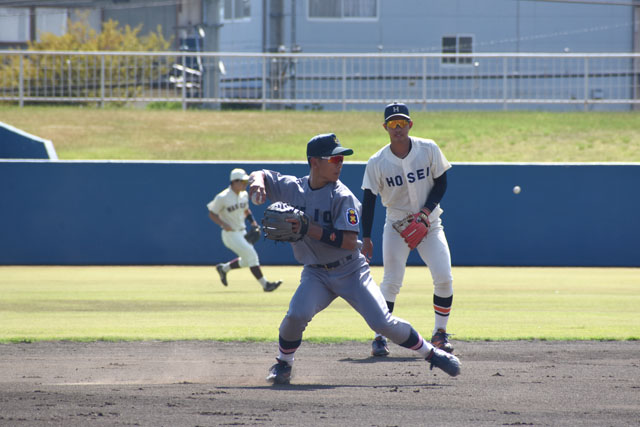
146, 101, 182, 110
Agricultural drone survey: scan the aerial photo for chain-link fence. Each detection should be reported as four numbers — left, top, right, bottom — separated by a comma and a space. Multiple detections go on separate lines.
1, 51, 639, 110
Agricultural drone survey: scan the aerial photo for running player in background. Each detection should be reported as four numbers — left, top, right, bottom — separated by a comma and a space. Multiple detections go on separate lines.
248, 133, 460, 385
207, 168, 282, 292
361, 102, 455, 357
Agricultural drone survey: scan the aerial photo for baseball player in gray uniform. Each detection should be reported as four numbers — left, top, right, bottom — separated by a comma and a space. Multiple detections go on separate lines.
361, 102, 454, 357
207, 168, 282, 292
248, 133, 460, 385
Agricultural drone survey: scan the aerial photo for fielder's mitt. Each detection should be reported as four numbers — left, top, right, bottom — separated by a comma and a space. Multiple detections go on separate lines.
244, 225, 261, 245
393, 208, 431, 250
262, 201, 309, 242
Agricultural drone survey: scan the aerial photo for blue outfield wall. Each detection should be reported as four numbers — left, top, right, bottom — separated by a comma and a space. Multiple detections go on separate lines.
1, 160, 639, 266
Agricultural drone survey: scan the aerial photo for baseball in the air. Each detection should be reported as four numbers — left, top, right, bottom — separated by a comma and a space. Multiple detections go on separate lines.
513, 185, 521, 194
251, 192, 265, 205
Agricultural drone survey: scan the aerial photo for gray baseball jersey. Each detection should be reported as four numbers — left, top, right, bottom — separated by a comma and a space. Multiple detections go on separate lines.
263, 169, 361, 266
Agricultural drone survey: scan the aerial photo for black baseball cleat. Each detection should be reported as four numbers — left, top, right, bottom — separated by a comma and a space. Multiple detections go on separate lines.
426, 348, 461, 377
215, 264, 228, 286
371, 336, 390, 357
266, 358, 292, 384
263, 280, 282, 292
431, 329, 454, 353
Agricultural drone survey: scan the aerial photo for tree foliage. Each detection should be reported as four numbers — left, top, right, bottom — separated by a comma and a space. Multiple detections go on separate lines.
29, 16, 171, 52
1, 16, 174, 103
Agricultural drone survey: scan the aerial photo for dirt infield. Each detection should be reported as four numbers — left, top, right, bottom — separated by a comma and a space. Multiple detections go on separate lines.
1, 340, 638, 426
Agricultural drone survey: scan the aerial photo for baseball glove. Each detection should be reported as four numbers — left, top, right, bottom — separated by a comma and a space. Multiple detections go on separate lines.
244, 225, 261, 245
393, 208, 431, 250
262, 201, 309, 242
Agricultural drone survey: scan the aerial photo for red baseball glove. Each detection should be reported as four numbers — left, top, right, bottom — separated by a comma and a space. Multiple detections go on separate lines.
393, 208, 431, 250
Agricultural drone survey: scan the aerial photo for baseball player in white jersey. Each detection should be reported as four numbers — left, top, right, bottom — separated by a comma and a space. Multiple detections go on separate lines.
247, 133, 460, 385
361, 102, 454, 357
207, 168, 282, 292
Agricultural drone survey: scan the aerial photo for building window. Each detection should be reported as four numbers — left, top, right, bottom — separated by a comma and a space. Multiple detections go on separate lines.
222, 0, 250, 21
442, 35, 473, 65
0, 8, 30, 42
309, 0, 377, 19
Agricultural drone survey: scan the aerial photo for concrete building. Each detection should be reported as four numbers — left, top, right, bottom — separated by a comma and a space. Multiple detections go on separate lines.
1, 1, 638, 54
1, 1, 638, 110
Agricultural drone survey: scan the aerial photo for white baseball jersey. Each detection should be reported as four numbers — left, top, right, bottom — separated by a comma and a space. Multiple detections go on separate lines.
207, 187, 249, 231
362, 137, 451, 222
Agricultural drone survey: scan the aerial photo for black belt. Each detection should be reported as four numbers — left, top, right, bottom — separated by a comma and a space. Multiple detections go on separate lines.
311, 254, 353, 270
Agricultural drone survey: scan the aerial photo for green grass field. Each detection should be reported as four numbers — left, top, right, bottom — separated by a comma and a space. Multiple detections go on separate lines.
1, 266, 638, 343
1, 106, 639, 161
2, 107, 638, 344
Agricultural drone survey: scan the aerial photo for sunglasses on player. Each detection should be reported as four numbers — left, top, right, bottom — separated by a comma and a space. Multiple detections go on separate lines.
386, 119, 410, 129
320, 155, 344, 164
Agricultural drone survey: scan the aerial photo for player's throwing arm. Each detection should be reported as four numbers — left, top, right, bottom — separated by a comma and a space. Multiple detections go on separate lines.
248, 172, 267, 205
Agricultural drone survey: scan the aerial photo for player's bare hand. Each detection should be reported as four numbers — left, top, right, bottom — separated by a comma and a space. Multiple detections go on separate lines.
361, 237, 373, 263
248, 171, 266, 205
223, 224, 233, 232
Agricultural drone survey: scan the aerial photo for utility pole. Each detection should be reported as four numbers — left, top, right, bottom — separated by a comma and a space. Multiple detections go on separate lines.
290, 0, 299, 109
634, 5, 639, 110
202, 0, 222, 108
269, 0, 285, 109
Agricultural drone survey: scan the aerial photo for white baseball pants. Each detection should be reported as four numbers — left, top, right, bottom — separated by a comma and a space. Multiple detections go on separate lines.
380, 217, 453, 302
221, 230, 260, 267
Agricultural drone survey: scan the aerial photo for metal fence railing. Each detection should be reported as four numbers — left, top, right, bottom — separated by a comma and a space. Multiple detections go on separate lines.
1, 51, 639, 110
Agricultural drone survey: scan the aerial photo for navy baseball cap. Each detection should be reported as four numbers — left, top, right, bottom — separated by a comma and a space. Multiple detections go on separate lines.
384, 102, 411, 121
306, 133, 354, 158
